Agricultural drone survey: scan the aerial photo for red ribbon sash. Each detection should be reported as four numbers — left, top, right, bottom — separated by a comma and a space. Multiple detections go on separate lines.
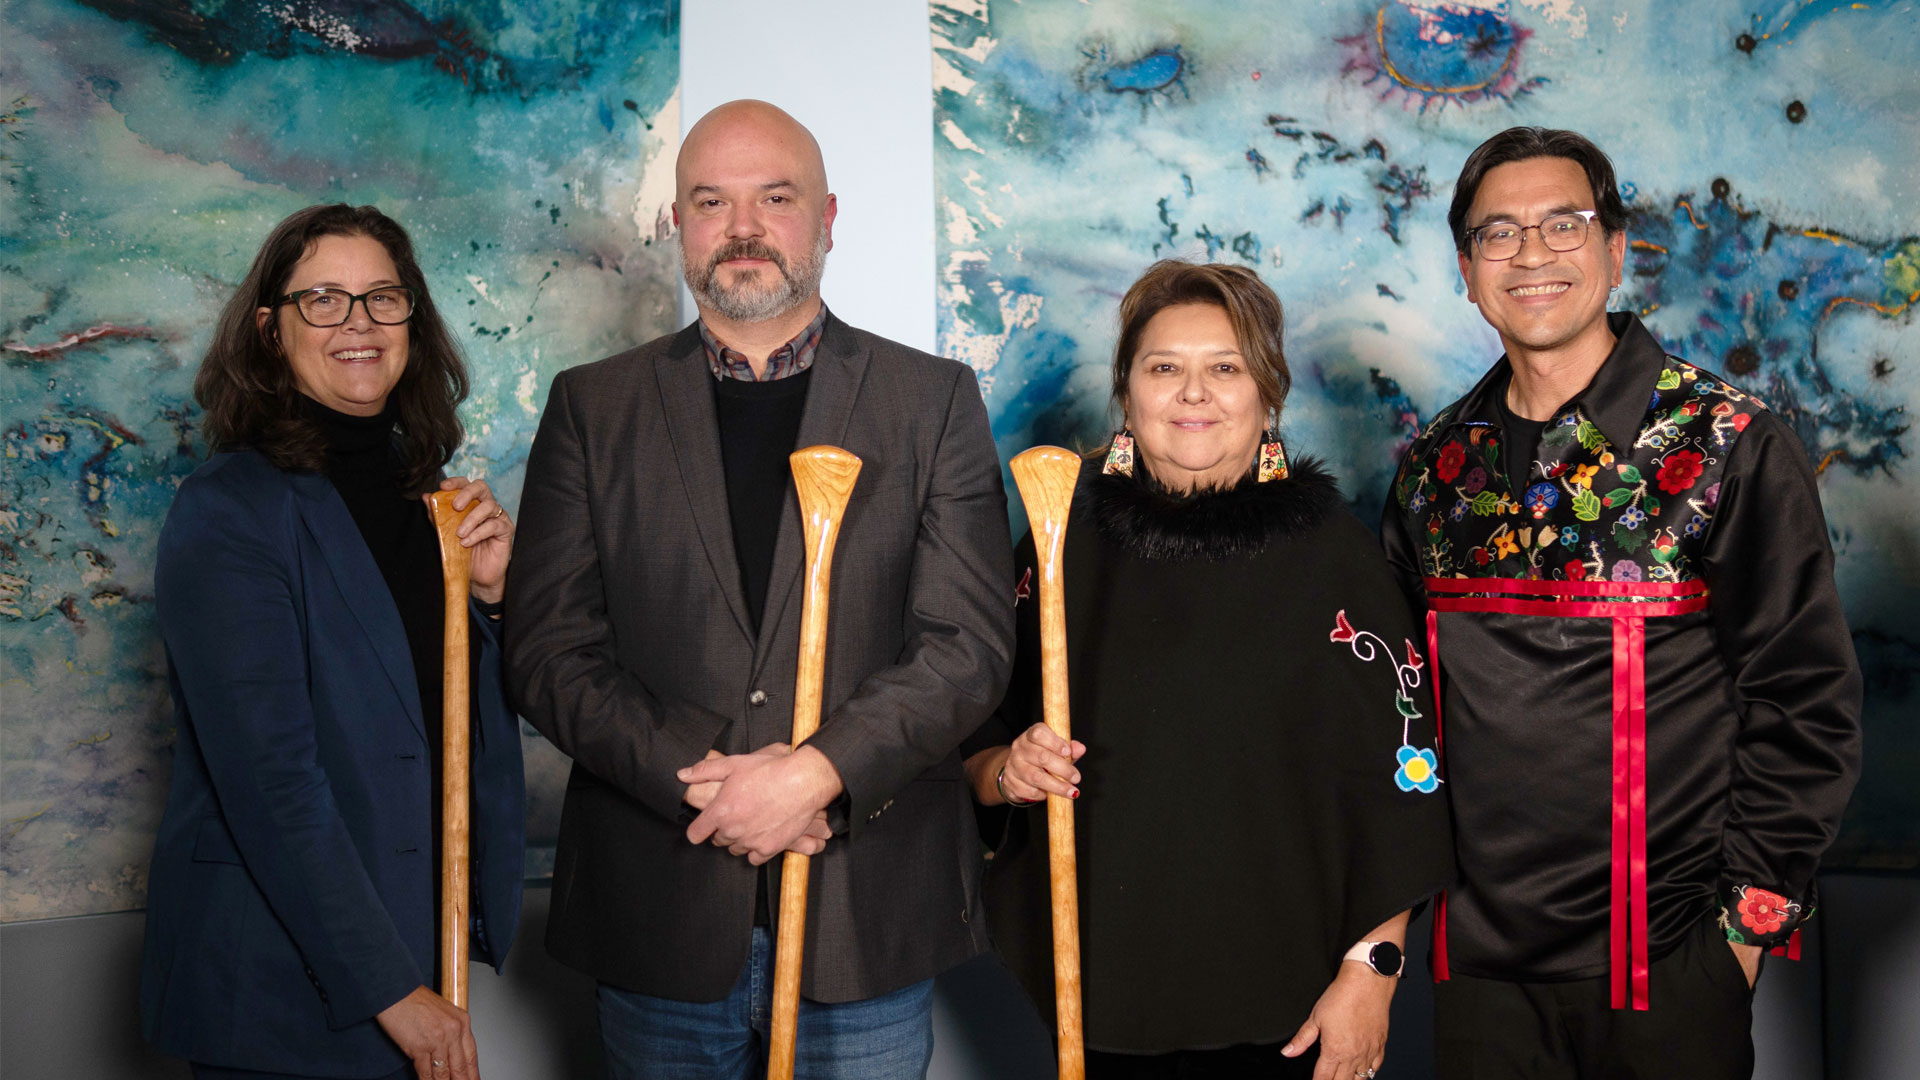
1422, 576, 1709, 1011
1425, 611, 1448, 982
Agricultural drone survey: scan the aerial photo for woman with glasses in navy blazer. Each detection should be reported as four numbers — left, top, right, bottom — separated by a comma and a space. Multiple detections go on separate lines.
140, 204, 525, 1080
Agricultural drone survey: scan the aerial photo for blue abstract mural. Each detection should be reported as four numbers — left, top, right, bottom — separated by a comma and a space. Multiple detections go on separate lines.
1, 0, 680, 920
932, 0, 1918, 869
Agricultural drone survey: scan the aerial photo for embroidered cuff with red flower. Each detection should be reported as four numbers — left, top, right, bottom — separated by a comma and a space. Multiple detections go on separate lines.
1718, 883, 1806, 948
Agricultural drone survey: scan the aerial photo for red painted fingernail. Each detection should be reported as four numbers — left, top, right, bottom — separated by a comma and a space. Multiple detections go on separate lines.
1069, 788, 1079, 799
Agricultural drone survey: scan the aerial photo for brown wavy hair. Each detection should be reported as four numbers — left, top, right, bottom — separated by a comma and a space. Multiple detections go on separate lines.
194, 204, 468, 494
1109, 259, 1291, 427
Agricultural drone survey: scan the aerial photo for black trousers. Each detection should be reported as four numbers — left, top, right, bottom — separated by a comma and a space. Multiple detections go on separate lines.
1088, 1042, 1316, 1079
1434, 918, 1756, 1080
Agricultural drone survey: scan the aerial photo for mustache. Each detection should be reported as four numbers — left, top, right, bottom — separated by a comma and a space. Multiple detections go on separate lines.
706, 239, 789, 276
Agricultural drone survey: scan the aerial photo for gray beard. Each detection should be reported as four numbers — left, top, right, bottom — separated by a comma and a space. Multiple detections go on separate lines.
681, 231, 830, 323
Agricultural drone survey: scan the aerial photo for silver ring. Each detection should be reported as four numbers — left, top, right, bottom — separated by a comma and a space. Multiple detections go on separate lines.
432, 1060, 446, 1070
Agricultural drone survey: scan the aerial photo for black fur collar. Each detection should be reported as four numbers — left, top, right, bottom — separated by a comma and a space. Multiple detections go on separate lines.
1084, 456, 1343, 561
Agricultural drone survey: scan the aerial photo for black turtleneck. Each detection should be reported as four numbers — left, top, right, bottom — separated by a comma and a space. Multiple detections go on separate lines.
302, 395, 445, 748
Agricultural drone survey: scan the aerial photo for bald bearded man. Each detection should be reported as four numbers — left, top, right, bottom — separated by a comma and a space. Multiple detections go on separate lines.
505, 100, 1015, 1078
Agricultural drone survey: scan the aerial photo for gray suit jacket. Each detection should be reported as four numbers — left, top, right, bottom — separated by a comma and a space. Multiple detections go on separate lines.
505, 314, 1015, 1003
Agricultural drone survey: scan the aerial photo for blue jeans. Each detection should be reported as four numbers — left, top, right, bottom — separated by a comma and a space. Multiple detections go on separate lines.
598, 927, 935, 1080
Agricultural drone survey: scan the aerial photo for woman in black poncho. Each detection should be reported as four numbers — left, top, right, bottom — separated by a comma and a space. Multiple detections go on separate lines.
963, 260, 1452, 1080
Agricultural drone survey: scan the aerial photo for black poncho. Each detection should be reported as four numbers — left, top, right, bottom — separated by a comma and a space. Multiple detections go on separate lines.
967, 456, 1454, 1054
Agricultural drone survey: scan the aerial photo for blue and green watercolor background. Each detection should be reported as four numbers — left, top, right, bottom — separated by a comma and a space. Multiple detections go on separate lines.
933, 0, 1919, 869
3, 0, 1914, 924
2, 0, 680, 920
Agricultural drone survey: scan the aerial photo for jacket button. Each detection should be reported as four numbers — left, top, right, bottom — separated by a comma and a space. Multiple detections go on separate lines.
749, 689, 768, 706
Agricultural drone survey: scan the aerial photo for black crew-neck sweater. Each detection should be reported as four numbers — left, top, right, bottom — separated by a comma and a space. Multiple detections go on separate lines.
713, 369, 813, 634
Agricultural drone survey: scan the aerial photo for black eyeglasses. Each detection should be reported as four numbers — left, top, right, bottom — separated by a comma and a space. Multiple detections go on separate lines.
1468, 211, 1599, 261
271, 286, 416, 327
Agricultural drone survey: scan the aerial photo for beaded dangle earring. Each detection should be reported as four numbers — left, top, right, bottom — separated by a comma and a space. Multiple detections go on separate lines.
1103, 428, 1135, 477
1257, 427, 1288, 482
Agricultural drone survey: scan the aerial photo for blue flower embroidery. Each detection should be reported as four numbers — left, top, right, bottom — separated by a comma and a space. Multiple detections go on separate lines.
1525, 482, 1559, 518
1683, 513, 1706, 539
1560, 525, 1581, 548
1407, 490, 1428, 513
1395, 745, 1441, 793
1449, 499, 1469, 521
1618, 506, 1648, 529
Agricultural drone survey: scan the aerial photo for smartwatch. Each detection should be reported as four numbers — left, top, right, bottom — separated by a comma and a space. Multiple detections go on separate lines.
1342, 940, 1405, 978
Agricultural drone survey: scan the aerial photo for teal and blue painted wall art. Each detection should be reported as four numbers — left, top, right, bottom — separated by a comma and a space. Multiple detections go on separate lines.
1, 0, 681, 920
932, 0, 1918, 870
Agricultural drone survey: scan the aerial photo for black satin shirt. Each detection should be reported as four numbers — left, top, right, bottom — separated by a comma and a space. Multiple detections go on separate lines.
1381, 314, 1862, 981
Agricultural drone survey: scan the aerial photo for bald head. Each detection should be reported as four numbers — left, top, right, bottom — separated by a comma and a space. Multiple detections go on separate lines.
677, 100, 829, 203
674, 100, 837, 330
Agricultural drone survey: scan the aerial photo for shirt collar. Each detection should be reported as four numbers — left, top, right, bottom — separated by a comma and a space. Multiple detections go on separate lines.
700, 304, 830, 382
1449, 311, 1670, 449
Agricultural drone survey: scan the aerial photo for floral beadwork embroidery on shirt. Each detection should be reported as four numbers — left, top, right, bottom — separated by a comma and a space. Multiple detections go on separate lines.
1656, 449, 1706, 494
1394, 359, 1767, 584
1719, 884, 1804, 946
1330, 610, 1440, 793
1395, 745, 1441, 794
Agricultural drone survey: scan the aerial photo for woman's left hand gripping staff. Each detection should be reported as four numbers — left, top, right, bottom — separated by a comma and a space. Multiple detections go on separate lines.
435, 476, 513, 604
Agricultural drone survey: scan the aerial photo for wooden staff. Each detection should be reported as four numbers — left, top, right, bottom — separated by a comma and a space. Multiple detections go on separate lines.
768, 445, 863, 1080
426, 490, 476, 1009
1010, 445, 1085, 1080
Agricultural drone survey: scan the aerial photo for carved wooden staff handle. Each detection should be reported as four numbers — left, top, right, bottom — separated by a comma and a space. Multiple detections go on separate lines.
768, 445, 862, 1080
1010, 445, 1085, 1080
426, 490, 476, 1009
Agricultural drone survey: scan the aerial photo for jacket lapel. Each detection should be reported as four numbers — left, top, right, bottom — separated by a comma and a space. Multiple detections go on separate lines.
656, 324, 756, 643
289, 472, 428, 744
753, 315, 870, 673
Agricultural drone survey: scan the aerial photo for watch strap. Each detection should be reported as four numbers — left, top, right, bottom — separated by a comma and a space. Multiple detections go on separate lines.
1342, 940, 1405, 977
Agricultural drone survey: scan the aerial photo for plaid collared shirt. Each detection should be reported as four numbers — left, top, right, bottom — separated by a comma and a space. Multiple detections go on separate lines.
700, 306, 829, 382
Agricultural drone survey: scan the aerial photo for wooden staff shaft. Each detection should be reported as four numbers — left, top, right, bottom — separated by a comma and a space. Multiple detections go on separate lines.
768, 446, 862, 1080
427, 491, 476, 1010
1010, 446, 1085, 1080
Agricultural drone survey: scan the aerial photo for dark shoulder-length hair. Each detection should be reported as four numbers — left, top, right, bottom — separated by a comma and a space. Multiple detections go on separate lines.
1109, 259, 1291, 425
195, 203, 468, 494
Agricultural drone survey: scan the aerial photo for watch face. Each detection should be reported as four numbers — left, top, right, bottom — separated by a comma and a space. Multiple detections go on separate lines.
1370, 941, 1404, 976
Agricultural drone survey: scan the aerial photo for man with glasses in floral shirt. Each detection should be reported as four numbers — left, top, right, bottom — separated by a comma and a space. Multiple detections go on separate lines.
1381, 126, 1861, 1079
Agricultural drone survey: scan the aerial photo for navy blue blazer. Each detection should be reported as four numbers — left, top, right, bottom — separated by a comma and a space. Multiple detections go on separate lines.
140, 449, 525, 1076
